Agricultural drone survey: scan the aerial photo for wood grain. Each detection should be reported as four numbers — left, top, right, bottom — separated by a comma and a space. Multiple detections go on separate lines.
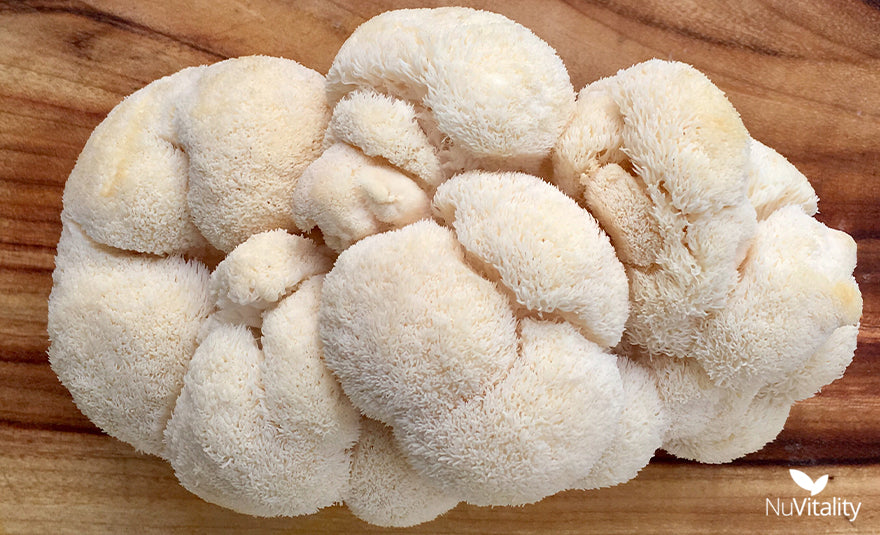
1, 0, 879, 533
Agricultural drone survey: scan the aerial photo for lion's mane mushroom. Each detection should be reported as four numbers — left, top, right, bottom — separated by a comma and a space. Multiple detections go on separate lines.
291, 7, 577, 251
320, 171, 665, 508
164, 270, 362, 516
326, 7, 575, 174
50, 56, 357, 517
345, 418, 461, 527
290, 143, 432, 252
178, 56, 330, 253
47, 7, 861, 529
60, 66, 208, 256
553, 59, 862, 463
48, 218, 213, 456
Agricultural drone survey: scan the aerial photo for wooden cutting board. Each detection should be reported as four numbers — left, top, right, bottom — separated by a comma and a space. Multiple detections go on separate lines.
1, 1, 878, 533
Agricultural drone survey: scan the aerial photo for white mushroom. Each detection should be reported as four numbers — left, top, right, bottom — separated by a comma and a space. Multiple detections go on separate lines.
326, 7, 575, 175
345, 418, 460, 527
209, 229, 333, 326
291, 143, 432, 252
61, 66, 207, 255
48, 220, 213, 456
554, 59, 862, 463
321, 172, 637, 507
179, 55, 330, 252
164, 277, 361, 516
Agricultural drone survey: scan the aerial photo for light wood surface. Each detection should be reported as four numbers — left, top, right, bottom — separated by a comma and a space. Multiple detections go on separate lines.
1, 0, 879, 533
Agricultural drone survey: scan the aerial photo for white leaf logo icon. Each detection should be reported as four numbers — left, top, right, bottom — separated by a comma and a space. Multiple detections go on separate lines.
789, 469, 829, 496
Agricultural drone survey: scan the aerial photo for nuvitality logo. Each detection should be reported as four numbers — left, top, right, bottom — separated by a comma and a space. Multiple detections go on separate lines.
765, 469, 862, 521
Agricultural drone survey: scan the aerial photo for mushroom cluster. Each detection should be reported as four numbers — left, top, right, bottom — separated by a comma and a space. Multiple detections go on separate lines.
48, 7, 861, 527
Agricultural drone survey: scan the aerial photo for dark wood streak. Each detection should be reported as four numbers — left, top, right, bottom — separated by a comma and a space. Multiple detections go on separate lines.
564, 0, 880, 61
653, 454, 880, 467
564, 0, 796, 58
0, 418, 103, 436
3, 0, 229, 61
